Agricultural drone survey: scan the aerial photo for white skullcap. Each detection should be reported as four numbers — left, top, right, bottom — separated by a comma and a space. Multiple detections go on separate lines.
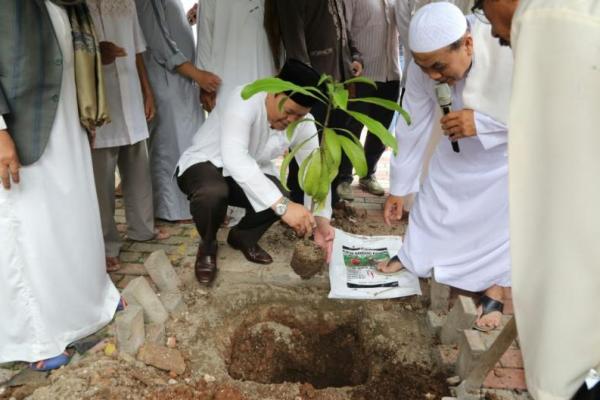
409, 2, 468, 53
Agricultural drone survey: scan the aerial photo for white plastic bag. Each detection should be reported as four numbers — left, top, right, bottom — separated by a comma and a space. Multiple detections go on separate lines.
328, 229, 422, 300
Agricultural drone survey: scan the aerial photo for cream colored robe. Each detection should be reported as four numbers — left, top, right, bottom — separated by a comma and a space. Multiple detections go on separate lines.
510, 1, 600, 398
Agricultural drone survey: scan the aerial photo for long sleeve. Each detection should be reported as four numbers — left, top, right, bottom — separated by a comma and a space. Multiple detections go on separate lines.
342, 0, 362, 65
131, 3, 147, 54
290, 120, 332, 219
275, 0, 310, 66
390, 61, 436, 196
0, 84, 8, 117
220, 96, 282, 212
136, 0, 187, 71
395, 0, 413, 86
475, 111, 507, 150
195, 0, 215, 70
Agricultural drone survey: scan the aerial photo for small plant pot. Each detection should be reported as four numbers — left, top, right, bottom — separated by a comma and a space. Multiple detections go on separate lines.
290, 239, 326, 279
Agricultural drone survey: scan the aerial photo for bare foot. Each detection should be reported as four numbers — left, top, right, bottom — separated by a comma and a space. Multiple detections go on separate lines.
153, 227, 171, 240
377, 257, 405, 274
106, 256, 121, 272
474, 285, 504, 331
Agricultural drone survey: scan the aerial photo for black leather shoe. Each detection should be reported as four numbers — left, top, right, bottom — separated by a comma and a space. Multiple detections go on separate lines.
194, 246, 217, 285
227, 232, 273, 265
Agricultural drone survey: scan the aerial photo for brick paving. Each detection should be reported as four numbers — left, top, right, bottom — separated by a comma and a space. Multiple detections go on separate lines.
110, 150, 530, 398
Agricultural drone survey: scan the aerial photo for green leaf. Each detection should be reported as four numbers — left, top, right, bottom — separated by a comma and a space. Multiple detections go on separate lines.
241, 77, 321, 102
338, 136, 367, 177
286, 118, 318, 141
279, 136, 315, 189
343, 76, 377, 88
323, 128, 341, 167
315, 151, 331, 206
317, 74, 331, 87
298, 149, 315, 191
345, 110, 398, 154
332, 85, 349, 110
304, 150, 322, 197
348, 97, 411, 125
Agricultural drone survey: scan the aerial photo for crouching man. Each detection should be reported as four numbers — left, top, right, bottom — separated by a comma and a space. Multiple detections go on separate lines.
177, 59, 334, 285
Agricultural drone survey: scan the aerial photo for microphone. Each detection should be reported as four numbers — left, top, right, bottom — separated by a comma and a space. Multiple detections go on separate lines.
435, 83, 460, 153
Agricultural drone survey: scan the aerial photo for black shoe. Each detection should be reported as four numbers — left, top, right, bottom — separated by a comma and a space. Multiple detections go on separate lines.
194, 246, 217, 285
227, 231, 273, 264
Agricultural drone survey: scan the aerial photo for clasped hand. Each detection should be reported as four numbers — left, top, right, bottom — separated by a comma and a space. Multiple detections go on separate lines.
440, 109, 476, 141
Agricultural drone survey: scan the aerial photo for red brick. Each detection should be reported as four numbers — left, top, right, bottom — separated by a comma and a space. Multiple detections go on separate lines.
484, 368, 527, 390
499, 349, 524, 369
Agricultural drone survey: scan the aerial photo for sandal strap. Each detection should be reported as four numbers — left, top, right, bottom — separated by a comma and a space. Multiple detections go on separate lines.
480, 294, 504, 316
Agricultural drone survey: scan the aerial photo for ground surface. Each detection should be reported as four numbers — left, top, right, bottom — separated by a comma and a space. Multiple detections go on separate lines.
0, 157, 531, 400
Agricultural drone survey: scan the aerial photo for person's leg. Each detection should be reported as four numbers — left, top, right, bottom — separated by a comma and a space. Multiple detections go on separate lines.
118, 141, 155, 241
474, 285, 506, 331
177, 162, 229, 253
225, 175, 282, 263
91, 147, 121, 264
572, 381, 600, 400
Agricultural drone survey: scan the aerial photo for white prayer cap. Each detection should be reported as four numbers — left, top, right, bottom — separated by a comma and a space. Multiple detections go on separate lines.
409, 2, 468, 53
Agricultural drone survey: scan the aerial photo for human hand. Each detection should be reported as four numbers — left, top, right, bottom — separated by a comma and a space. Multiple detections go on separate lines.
351, 61, 363, 77
87, 127, 96, 148
281, 202, 316, 238
187, 3, 198, 25
196, 70, 221, 93
143, 92, 156, 121
314, 217, 335, 262
440, 109, 476, 141
200, 90, 217, 112
99, 41, 127, 65
0, 130, 21, 190
383, 195, 404, 226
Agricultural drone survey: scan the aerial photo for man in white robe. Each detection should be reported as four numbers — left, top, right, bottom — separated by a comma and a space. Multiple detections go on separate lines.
475, 0, 600, 398
380, 2, 513, 331
0, 0, 119, 368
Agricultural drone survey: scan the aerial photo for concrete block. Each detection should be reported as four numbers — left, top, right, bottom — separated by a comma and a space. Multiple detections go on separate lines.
146, 323, 166, 345
144, 250, 181, 293
159, 292, 187, 316
430, 277, 451, 312
456, 329, 486, 379
427, 310, 447, 336
440, 295, 478, 345
115, 304, 145, 355
121, 277, 169, 324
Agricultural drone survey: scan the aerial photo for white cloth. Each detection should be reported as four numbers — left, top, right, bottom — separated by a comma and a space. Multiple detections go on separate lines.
0, 1, 120, 363
408, 2, 467, 53
509, 0, 600, 398
390, 60, 510, 292
462, 17, 513, 125
0, 115, 6, 130
195, 0, 276, 107
88, 0, 149, 148
178, 86, 332, 219
343, 0, 400, 82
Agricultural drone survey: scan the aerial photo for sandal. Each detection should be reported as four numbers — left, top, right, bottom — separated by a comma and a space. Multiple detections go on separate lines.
153, 227, 171, 240
473, 294, 504, 332
116, 296, 127, 312
106, 256, 121, 272
29, 351, 71, 371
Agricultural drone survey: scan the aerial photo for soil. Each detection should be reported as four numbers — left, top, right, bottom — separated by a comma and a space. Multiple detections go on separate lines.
1, 203, 453, 400
290, 239, 326, 279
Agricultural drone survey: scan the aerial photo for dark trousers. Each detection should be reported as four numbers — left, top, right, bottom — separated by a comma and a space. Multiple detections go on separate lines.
177, 162, 281, 252
337, 80, 400, 183
287, 101, 350, 205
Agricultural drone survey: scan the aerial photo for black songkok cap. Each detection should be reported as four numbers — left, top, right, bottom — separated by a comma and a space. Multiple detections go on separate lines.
277, 59, 322, 108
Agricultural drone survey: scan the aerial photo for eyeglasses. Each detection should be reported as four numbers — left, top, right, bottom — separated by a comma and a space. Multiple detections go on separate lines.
471, 1, 491, 24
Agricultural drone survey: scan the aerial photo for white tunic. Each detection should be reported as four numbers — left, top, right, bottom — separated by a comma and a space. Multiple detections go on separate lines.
510, 0, 600, 398
0, 2, 120, 363
195, 0, 276, 106
391, 61, 510, 292
88, 0, 149, 148
177, 86, 332, 219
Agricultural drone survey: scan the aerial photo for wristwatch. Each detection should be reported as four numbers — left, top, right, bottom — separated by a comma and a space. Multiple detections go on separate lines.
274, 197, 290, 217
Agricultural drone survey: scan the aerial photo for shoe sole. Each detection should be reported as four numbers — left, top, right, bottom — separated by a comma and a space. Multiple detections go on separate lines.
359, 183, 385, 196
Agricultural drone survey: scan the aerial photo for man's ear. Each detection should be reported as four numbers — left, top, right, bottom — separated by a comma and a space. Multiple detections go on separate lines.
464, 34, 474, 55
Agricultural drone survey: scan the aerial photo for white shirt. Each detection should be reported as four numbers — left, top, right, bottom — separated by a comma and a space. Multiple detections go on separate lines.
344, 0, 401, 82
195, 0, 276, 108
178, 86, 332, 219
0, 115, 6, 131
88, 0, 149, 148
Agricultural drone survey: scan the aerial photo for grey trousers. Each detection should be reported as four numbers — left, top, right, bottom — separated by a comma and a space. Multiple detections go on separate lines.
92, 140, 155, 257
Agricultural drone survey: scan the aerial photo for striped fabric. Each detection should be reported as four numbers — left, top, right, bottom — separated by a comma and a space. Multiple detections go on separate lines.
0, 0, 64, 165
344, 0, 400, 82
